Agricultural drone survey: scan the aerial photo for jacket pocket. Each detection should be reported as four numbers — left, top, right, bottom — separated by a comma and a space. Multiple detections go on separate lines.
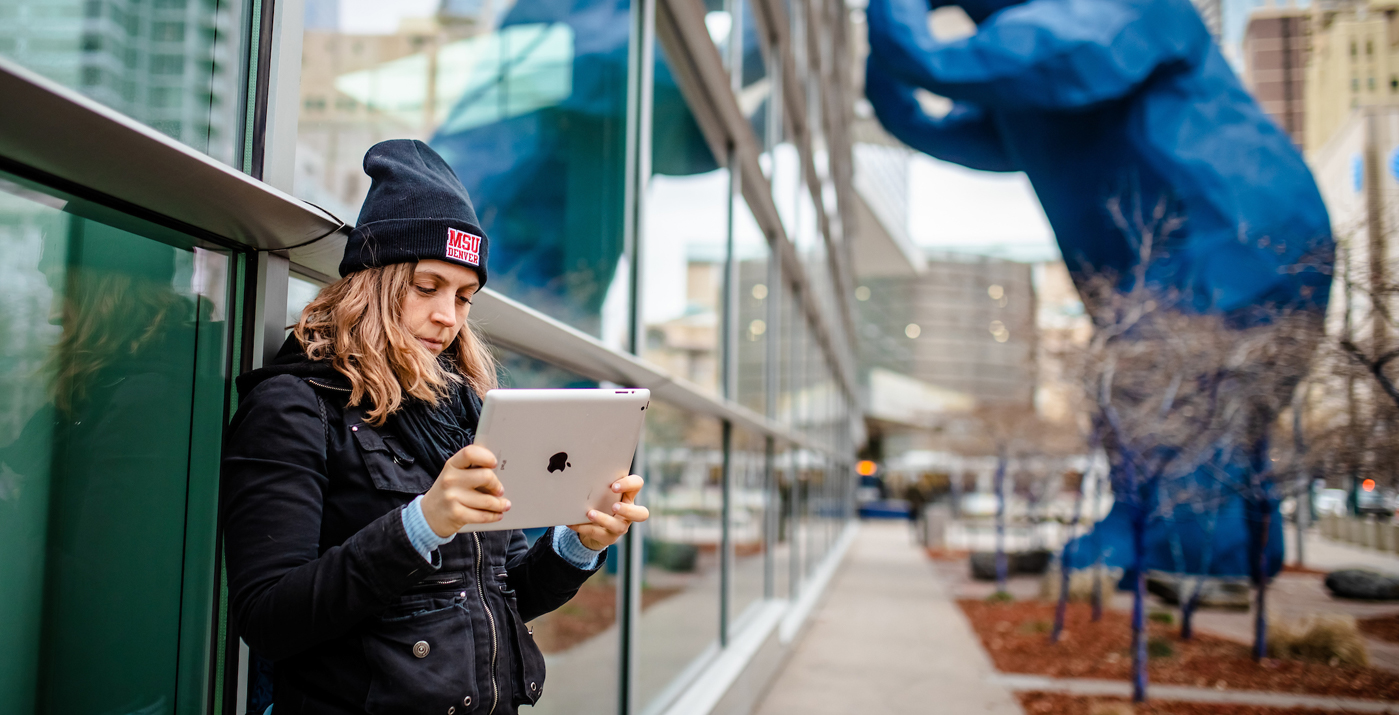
362, 594, 480, 715
502, 587, 546, 707
352, 425, 433, 494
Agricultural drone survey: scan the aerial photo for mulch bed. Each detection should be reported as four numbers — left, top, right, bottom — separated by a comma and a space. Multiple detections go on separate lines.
926, 547, 971, 561
531, 576, 681, 653
1358, 613, 1399, 644
1017, 692, 1374, 715
1279, 564, 1328, 577
959, 599, 1399, 700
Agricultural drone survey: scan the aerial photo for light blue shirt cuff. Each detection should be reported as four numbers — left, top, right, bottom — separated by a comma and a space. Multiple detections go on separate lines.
403, 495, 456, 563
551, 526, 603, 570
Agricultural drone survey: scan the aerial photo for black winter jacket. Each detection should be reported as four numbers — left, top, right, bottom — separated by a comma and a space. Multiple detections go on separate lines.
222, 339, 601, 715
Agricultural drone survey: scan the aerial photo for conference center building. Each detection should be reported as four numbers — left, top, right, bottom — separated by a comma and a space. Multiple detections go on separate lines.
0, 0, 886, 712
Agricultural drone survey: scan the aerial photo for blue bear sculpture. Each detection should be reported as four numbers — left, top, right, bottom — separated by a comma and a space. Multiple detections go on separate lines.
865, 0, 1335, 579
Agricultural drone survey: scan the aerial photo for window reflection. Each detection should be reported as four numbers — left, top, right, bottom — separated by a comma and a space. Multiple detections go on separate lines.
734, 197, 769, 413
0, 0, 245, 163
730, 428, 768, 621
773, 441, 795, 598
636, 401, 722, 711
0, 178, 229, 715
642, 167, 727, 395
286, 273, 323, 334
642, 43, 727, 396
297, 0, 636, 337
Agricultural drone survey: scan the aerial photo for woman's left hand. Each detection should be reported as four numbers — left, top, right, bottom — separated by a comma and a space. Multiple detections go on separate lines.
569, 474, 648, 551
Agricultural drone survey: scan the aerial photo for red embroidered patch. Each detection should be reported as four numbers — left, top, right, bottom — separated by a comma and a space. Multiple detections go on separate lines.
445, 227, 481, 266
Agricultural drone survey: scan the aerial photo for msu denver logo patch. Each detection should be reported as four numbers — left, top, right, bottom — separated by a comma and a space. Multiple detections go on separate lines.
445, 227, 482, 266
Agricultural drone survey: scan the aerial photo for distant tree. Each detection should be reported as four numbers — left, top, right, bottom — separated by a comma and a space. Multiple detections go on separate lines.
1322, 228, 1399, 514
961, 404, 1081, 597
1068, 196, 1323, 700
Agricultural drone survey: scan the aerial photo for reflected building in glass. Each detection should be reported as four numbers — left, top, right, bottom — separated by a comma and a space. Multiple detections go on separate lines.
0, 0, 244, 162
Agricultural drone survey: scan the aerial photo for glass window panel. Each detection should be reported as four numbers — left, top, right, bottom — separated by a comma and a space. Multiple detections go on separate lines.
730, 428, 768, 621
793, 447, 812, 584
635, 401, 722, 711
734, 197, 768, 413
797, 315, 817, 436
492, 347, 599, 391
0, 0, 247, 164
772, 440, 792, 600
804, 457, 815, 584
777, 280, 798, 426
702, 0, 763, 93
723, 0, 772, 154
644, 47, 725, 397
0, 175, 231, 714
771, 142, 801, 243
296, 1, 632, 339
286, 272, 324, 333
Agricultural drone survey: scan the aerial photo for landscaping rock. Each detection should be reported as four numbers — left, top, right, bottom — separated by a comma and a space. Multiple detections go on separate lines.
646, 540, 699, 572
1145, 571, 1251, 609
970, 552, 1002, 581
1015, 550, 1053, 575
1039, 564, 1124, 602
1325, 569, 1399, 600
970, 549, 1054, 581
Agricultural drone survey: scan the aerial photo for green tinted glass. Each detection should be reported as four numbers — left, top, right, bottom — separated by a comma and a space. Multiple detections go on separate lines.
0, 177, 231, 714
0, 0, 248, 165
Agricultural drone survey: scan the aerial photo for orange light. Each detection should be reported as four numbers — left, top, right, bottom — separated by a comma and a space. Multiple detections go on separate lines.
856, 460, 877, 477
1363, 479, 1377, 492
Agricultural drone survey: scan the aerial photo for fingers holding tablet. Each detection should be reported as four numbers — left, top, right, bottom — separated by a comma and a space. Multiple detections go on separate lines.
569, 475, 648, 551
423, 445, 512, 537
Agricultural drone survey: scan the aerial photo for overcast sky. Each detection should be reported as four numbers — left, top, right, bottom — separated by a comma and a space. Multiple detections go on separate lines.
906, 155, 1058, 263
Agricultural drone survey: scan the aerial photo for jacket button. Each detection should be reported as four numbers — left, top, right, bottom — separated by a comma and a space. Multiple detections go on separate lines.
448, 708, 455, 715
530, 682, 537, 692
463, 696, 472, 706
413, 640, 430, 658
351, 425, 359, 432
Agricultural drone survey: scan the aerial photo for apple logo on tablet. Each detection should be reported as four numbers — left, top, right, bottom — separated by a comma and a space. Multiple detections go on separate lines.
547, 452, 571, 473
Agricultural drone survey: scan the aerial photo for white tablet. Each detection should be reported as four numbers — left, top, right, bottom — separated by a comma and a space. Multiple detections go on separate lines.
458, 388, 651, 533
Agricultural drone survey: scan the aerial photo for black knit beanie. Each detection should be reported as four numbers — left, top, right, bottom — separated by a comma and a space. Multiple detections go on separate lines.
338, 139, 489, 285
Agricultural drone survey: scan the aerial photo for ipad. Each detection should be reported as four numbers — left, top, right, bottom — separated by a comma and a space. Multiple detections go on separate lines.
458, 388, 651, 533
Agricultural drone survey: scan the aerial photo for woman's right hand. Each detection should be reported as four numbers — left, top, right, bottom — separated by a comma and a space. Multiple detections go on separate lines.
421, 445, 510, 537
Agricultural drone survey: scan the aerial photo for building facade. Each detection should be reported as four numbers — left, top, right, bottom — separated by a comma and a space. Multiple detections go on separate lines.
0, 0, 879, 712
1304, 0, 1399, 153
856, 253, 1038, 411
1243, 6, 1309, 147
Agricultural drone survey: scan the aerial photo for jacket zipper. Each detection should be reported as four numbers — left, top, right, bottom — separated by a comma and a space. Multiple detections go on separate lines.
314, 375, 495, 704
473, 532, 500, 714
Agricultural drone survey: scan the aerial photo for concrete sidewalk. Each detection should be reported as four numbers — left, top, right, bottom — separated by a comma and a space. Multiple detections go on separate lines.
753, 521, 1022, 715
1291, 525, 1399, 573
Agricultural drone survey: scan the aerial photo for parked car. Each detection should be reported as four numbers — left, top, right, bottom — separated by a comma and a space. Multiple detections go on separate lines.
1356, 480, 1396, 516
1314, 488, 1349, 517
960, 492, 1000, 518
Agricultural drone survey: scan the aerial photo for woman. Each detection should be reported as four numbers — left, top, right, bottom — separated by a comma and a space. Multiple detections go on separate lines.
222, 139, 648, 715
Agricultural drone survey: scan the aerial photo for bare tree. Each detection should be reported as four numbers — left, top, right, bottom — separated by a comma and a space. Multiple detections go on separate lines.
1065, 195, 1325, 701
961, 404, 1081, 596
1324, 227, 1399, 512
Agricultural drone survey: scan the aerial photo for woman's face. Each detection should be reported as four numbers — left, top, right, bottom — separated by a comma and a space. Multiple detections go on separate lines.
404, 259, 480, 355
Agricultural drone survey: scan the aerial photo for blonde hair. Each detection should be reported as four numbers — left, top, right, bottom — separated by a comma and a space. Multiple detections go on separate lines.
293, 262, 497, 425
49, 269, 188, 413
